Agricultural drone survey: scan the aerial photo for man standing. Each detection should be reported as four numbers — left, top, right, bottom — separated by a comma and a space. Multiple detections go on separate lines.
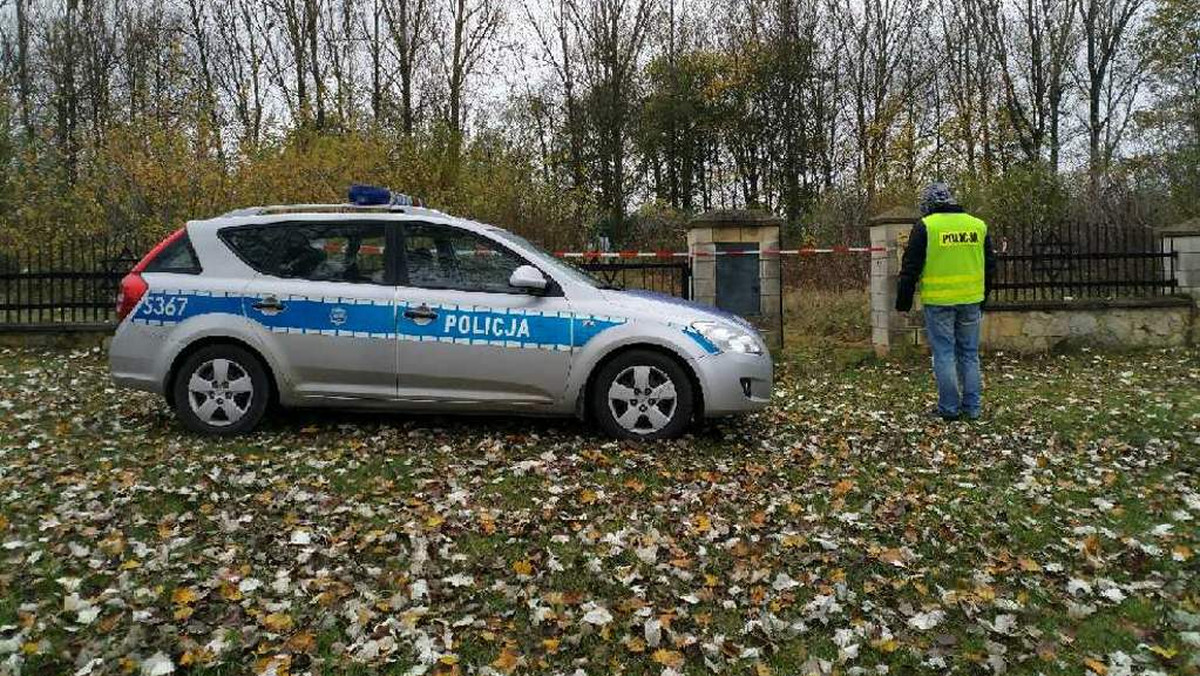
896, 183, 997, 421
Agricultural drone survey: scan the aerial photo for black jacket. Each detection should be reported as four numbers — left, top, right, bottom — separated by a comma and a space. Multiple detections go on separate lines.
895, 205, 997, 312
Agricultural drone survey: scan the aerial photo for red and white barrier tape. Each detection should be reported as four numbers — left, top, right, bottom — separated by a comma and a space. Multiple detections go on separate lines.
553, 246, 884, 259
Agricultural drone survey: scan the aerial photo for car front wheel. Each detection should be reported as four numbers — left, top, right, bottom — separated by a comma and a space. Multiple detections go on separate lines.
172, 345, 269, 435
591, 349, 694, 441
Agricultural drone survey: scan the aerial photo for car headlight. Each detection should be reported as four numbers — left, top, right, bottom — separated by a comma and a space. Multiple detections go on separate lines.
691, 321, 762, 355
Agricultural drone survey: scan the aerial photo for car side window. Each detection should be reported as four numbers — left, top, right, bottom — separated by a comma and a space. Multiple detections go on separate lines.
224, 223, 388, 284
144, 233, 201, 274
402, 224, 526, 293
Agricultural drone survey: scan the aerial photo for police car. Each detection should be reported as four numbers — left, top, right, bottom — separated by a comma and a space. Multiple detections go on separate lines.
109, 187, 773, 440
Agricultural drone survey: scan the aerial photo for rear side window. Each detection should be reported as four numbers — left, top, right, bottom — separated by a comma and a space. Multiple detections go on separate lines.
143, 232, 201, 273
222, 222, 389, 284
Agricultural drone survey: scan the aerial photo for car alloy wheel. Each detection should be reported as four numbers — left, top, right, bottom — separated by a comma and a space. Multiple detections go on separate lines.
591, 349, 694, 441
172, 344, 270, 435
186, 358, 254, 427
607, 365, 678, 435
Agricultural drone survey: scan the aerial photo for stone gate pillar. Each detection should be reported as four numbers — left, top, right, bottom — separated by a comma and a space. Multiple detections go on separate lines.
1160, 218, 1200, 299
687, 210, 784, 350
868, 206, 923, 356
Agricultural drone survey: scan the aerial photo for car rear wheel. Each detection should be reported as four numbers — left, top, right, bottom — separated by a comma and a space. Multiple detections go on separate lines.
591, 349, 694, 441
172, 345, 269, 435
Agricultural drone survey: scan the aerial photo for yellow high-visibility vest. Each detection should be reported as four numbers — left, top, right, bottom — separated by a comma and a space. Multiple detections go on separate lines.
919, 212, 987, 306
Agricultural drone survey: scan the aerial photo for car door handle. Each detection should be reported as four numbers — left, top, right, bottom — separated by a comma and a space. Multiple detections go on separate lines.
403, 305, 438, 321
252, 296, 286, 312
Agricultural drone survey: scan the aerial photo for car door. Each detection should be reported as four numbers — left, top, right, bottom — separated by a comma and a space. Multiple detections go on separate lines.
223, 220, 399, 400
395, 221, 573, 408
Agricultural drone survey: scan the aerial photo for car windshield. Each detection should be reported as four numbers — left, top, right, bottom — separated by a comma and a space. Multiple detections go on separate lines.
487, 229, 612, 289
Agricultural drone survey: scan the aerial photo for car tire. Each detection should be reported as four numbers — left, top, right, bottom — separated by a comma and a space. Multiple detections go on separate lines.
591, 349, 694, 441
172, 344, 270, 436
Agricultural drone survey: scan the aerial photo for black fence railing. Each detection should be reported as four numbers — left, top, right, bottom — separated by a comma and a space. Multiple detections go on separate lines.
576, 260, 691, 299
0, 238, 144, 327
991, 222, 1178, 304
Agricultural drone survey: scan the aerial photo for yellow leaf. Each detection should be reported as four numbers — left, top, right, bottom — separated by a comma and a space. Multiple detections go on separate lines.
512, 560, 534, 576
439, 655, 459, 665
479, 512, 496, 535
872, 638, 898, 653
580, 489, 597, 504
781, 534, 806, 548
1172, 545, 1192, 562
173, 606, 195, 620
652, 649, 685, 668
694, 514, 712, 533
832, 479, 854, 497
877, 548, 905, 566
1018, 557, 1041, 572
625, 636, 646, 653
172, 587, 199, 605
425, 514, 445, 528
254, 655, 291, 676
285, 632, 316, 653
1148, 645, 1177, 659
491, 647, 519, 673
262, 612, 294, 633
754, 661, 772, 676
1084, 657, 1108, 675
120, 559, 141, 570
219, 582, 243, 601
542, 638, 560, 653
20, 642, 38, 656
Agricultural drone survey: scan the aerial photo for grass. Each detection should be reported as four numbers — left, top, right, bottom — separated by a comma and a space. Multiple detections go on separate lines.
0, 331, 1197, 675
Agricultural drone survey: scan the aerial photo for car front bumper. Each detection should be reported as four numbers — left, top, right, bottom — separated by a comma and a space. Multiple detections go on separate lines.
693, 349, 773, 416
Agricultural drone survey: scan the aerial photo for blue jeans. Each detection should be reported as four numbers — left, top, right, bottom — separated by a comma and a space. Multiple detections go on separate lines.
923, 303, 982, 418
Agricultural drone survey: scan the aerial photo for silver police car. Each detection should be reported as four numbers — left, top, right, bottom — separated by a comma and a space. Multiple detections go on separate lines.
109, 189, 772, 440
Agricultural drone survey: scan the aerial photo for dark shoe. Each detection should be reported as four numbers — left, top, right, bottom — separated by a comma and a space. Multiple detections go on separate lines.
930, 409, 960, 422
963, 411, 981, 421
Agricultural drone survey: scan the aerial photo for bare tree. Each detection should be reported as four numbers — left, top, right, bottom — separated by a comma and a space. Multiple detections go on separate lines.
382, 0, 432, 134
571, 0, 655, 232
979, 0, 1077, 169
439, 0, 503, 147
213, 0, 268, 146
1077, 0, 1147, 183
828, 0, 921, 202
524, 0, 586, 198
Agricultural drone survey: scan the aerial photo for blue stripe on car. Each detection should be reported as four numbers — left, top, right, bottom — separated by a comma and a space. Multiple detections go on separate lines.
682, 327, 720, 354
132, 291, 625, 350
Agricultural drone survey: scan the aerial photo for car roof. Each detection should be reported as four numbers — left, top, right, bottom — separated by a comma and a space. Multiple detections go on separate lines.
187, 204, 495, 233
185, 205, 531, 260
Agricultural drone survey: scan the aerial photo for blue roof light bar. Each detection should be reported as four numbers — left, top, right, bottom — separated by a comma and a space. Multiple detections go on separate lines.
349, 184, 417, 207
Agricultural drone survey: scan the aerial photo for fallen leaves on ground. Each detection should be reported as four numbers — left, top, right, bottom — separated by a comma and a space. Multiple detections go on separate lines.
0, 344, 1197, 675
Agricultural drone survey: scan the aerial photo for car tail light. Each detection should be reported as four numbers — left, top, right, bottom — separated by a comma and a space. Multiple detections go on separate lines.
115, 228, 185, 322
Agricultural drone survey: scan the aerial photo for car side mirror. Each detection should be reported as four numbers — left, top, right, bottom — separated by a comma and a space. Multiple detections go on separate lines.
509, 265, 548, 293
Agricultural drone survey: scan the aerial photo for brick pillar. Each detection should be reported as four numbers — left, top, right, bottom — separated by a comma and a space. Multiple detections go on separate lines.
868, 207, 923, 356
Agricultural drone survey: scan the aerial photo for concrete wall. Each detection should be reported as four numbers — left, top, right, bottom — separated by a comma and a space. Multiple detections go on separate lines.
982, 300, 1195, 352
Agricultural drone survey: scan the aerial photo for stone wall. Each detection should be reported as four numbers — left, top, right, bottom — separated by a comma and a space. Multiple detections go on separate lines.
982, 299, 1195, 352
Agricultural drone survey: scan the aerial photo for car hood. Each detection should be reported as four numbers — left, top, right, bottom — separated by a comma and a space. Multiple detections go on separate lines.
602, 289, 759, 332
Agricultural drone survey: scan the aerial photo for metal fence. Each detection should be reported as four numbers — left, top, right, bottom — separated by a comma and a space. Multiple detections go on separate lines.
0, 223, 1183, 330
990, 222, 1177, 304
0, 239, 143, 328
576, 260, 691, 299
